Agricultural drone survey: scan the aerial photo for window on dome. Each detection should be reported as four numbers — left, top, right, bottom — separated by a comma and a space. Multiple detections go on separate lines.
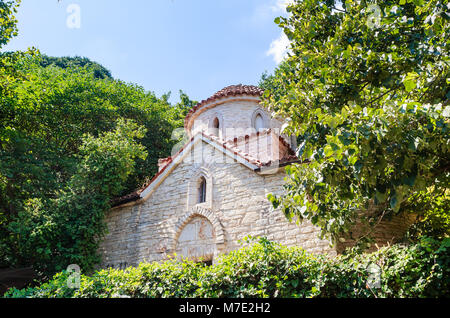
254, 114, 264, 131
212, 117, 220, 137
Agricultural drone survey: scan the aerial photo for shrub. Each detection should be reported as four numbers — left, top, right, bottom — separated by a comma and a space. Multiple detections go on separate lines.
4, 237, 449, 298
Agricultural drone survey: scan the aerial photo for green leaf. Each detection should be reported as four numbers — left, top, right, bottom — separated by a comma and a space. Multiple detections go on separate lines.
403, 72, 418, 92
403, 174, 416, 187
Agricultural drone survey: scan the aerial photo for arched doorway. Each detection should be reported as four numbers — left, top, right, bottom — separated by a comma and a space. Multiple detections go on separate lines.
175, 216, 216, 262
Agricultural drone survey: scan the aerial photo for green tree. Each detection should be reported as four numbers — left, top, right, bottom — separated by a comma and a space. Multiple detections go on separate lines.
7, 119, 147, 275
38, 55, 113, 79
0, 0, 194, 277
263, 0, 449, 245
173, 90, 198, 123
0, 0, 19, 47
259, 60, 294, 104
0, 54, 182, 272
0, 1, 30, 97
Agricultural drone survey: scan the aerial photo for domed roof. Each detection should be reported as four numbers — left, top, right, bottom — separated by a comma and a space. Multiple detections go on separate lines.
184, 84, 264, 128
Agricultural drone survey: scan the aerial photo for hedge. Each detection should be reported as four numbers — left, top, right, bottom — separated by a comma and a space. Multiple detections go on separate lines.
4, 237, 450, 298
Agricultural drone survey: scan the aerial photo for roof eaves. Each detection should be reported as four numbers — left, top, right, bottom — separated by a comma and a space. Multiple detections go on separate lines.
138, 133, 260, 203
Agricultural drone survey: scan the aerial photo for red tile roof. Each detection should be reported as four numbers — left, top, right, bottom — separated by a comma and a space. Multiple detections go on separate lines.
184, 84, 264, 129
111, 131, 299, 208
225, 128, 296, 157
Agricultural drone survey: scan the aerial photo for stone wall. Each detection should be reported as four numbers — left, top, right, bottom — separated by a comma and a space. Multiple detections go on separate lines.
335, 211, 417, 253
99, 140, 334, 269
190, 98, 286, 141
99, 139, 414, 269
99, 92, 416, 269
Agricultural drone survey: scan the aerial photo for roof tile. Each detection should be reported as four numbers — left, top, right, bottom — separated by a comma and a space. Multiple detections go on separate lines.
184, 84, 264, 128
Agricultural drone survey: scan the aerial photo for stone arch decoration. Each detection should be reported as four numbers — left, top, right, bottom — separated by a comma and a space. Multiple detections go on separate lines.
171, 205, 225, 261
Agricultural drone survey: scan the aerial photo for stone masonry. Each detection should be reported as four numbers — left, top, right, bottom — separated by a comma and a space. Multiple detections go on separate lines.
99, 85, 412, 269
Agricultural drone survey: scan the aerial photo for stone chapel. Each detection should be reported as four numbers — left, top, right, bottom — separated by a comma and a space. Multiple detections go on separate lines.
99, 84, 413, 269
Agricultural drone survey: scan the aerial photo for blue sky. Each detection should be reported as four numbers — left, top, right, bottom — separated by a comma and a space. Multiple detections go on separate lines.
3, 0, 290, 103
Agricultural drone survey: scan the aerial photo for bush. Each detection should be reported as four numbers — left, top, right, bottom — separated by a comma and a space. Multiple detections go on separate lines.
4, 237, 449, 298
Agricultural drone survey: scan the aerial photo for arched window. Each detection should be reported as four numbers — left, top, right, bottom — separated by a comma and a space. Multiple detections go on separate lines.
198, 177, 206, 203
187, 168, 212, 209
252, 109, 268, 132
212, 117, 220, 136
254, 114, 264, 131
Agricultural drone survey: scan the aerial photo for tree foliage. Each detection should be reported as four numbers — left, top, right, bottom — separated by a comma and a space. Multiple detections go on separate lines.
0, 3, 194, 274
0, 0, 19, 47
6, 119, 148, 275
263, 0, 450, 244
0, 0, 29, 98
5, 237, 450, 298
0, 53, 192, 274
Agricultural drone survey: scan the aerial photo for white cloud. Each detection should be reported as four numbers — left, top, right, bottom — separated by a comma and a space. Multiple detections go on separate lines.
248, 0, 294, 27
243, 0, 293, 64
270, 0, 294, 13
266, 0, 293, 64
267, 31, 290, 64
